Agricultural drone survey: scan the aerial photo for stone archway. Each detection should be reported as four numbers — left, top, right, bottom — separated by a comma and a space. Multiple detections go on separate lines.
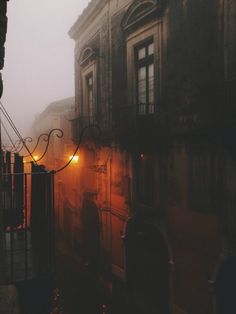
80, 194, 100, 275
125, 217, 172, 314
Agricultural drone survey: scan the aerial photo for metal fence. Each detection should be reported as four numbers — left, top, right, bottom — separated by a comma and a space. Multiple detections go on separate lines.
0, 151, 55, 284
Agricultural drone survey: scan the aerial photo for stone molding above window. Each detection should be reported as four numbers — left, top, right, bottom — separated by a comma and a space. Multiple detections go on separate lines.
79, 46, 97, 67
122, 0, 166, 32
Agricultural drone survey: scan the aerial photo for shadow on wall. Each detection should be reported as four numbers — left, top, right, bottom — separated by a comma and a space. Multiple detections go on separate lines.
80, 192, 100, 276
215, 255, 236, 314
125, 216, 172, 314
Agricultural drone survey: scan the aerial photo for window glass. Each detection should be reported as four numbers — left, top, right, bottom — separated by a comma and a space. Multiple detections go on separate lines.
148, 43, 154, 56
88, 76, 93, 86
148, 64, 154, 113
138, 67, 147, 114
138, 47, 146, 60
87, 74, 94, 122
135, 39, 155, 115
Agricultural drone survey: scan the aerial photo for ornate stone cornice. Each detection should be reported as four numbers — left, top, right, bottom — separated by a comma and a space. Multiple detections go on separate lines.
122, 0, 166, 32
68, 0, 107, 40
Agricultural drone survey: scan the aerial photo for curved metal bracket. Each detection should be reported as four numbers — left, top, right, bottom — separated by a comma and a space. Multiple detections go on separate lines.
23, 133, 48, 158
36, 128, 64, 162
11, 137, 33, 153
11, 139, 21, 152
54, 124, 101, 173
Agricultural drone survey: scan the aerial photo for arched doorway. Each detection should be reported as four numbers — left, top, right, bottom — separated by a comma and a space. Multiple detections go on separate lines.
215, 256, 236, 314
125, 216, 172, 314
80, 193, 100, 276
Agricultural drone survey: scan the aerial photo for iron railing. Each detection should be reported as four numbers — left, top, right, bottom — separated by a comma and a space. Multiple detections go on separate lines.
0, 152, 55, 284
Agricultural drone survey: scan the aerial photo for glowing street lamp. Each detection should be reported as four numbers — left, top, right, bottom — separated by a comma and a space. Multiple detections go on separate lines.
69, 155, 79, 163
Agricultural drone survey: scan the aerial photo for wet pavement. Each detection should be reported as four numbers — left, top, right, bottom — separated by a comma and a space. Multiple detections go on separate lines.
0, 234, 184, 314
53, 239, 109, 314
15, 236, 130, 314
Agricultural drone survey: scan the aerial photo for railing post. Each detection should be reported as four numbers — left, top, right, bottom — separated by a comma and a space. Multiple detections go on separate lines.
24, 173, 28, 280
51, 172, 55, 273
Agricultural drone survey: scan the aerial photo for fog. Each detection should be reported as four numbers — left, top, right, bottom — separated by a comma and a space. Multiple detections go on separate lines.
1, 0, 90, 140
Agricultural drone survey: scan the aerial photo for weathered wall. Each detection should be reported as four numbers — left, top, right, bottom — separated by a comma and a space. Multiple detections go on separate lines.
68, 0, 236, 312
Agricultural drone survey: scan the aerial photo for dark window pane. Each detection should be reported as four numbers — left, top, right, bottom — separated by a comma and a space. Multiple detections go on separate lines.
148, 64, 154, 114
135, 39, 155, 115
138, 66, 147, 114
87, 74, 94, 122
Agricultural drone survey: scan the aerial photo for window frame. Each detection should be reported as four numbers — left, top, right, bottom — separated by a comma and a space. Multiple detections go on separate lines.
134, 38, 155, 115
86, 72, 94, 122
80, 60, 97, 124
126, 20, 162, 116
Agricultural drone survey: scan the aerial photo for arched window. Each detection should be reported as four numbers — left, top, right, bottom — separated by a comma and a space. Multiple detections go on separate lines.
122, 0, 164, 31
79, 47, 96, 67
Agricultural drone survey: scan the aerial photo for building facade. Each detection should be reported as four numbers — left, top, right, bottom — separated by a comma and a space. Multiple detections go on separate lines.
69, 1, 236, 313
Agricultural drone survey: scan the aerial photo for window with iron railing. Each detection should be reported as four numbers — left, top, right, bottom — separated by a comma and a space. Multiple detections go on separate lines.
135, 39, 155, 115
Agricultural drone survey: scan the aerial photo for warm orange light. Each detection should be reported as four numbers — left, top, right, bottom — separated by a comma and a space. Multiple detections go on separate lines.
69, 155, 79, 163
140, 153, 144, 159
33, 155, 39, 161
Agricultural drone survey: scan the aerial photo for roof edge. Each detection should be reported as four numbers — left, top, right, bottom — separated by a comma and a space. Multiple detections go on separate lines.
68, 0, 107, 40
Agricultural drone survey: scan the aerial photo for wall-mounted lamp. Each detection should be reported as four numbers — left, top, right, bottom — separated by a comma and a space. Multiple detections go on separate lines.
69, 155, 79, 163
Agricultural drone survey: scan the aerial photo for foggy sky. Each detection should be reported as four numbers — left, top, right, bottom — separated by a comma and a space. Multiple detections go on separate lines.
1, 0, 89, 140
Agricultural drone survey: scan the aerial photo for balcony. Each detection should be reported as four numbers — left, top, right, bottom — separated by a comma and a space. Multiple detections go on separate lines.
113, 104, 171, 148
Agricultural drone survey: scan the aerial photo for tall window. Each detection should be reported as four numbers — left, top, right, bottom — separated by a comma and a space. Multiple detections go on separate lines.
135, 40, 154, 115
79, 47, 97, 126
86, 74, 94, 122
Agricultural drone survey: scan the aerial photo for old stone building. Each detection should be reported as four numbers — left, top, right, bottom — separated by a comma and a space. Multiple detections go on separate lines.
30, 97, 79, 240
68, 0, 236, 313
31, 97, 75, 168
